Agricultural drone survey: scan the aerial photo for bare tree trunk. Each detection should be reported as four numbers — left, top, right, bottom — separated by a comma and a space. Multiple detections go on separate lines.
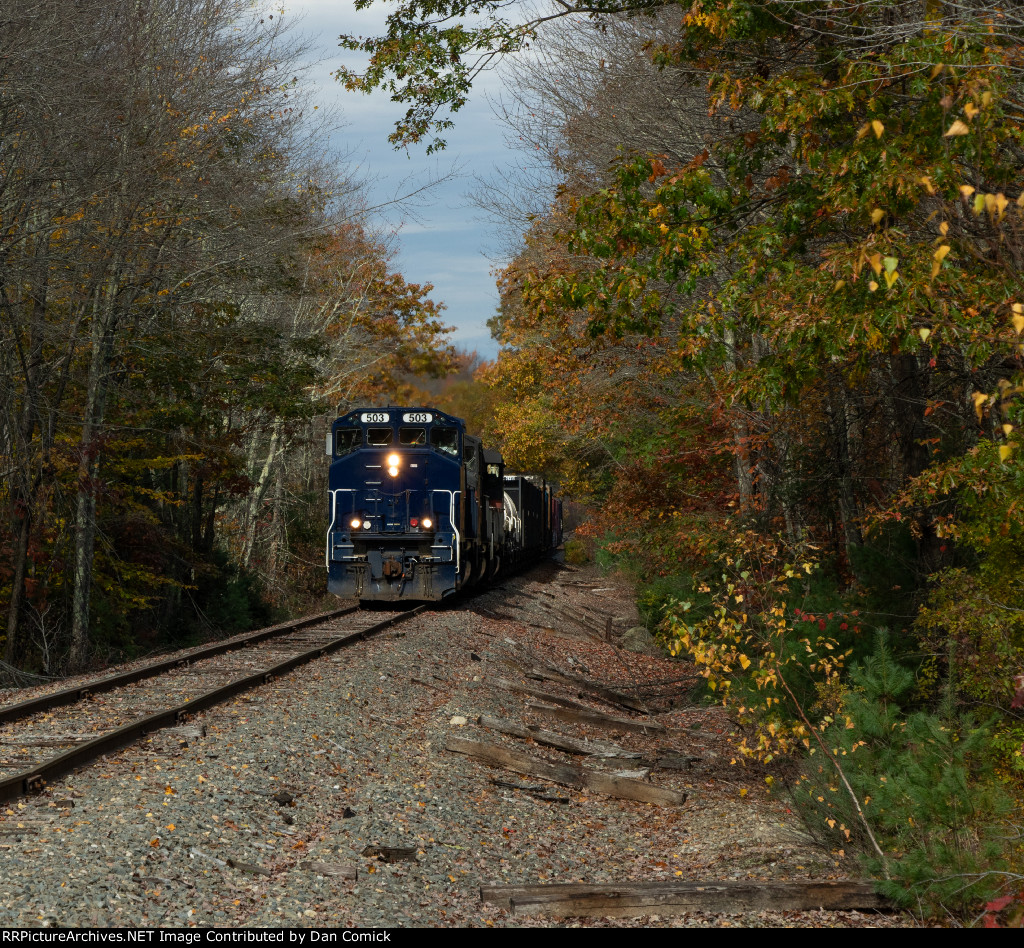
3, 243, 49, 663
240, 420, 282, 567
717, 326, 756, 510
827, 370, 863, 554
5, 505, 32, 663
69, 291, 118, 671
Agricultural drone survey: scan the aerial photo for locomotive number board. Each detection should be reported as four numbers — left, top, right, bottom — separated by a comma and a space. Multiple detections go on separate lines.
358, 411, 436, 424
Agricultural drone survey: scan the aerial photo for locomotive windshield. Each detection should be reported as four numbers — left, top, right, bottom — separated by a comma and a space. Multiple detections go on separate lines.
367, 428, 393, 446
430, 427, 459, 456
400, 427, 426, 445
334, 428, 360, 456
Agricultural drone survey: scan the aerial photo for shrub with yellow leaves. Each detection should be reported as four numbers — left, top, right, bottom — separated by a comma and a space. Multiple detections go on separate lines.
662, 542, 851, 763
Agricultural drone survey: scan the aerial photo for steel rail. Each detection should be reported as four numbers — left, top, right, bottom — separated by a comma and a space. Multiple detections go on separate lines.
0, 604, 425, 804
0, 606, 360, 726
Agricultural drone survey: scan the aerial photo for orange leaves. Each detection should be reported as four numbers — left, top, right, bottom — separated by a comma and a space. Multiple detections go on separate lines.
683, 149, 710, 172
764, 166, 790, 193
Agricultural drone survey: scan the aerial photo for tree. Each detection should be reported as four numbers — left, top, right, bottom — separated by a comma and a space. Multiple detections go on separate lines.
2, 0, 339, 669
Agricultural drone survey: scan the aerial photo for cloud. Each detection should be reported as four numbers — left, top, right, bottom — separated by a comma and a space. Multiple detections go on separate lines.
279, 0, 519, 359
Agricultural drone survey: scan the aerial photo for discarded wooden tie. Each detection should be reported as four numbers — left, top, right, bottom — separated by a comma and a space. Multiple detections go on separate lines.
490, 676, 600, 713
526, 701, 667, 736
299, 860, 358, 880
477, 714, 641, 760
446, 736, 685, 806
362, 844, 418, 863
524, 664, 649, 714
480, 880, 892, 917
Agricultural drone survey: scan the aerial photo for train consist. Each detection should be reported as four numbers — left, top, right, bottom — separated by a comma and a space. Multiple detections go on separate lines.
325, 407, 561, 601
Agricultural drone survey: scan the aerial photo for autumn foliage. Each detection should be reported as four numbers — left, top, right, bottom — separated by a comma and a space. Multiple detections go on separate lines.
334, 0, 1024, 916
0, 1, 455, 675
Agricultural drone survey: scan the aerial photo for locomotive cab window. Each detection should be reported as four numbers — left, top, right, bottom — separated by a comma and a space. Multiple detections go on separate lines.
367, 428, 393, 446
400, 427, 426, 445
334, 428, 360, 456
430, 427, 459, 456
463, 445, 479, 473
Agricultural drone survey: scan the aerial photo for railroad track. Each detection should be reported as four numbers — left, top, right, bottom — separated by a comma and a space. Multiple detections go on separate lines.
0, 604, 426, 804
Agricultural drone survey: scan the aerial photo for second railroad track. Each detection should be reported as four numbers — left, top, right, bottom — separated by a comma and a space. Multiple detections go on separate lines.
0, 605, 425, 804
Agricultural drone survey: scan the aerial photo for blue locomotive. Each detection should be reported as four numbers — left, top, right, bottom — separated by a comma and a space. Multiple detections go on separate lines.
325, 407, 561, 601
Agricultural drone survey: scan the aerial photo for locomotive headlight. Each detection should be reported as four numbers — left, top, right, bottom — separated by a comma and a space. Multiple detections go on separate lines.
350, 517, 362, 530
362, 520, 372, 530
387, 465, 399, 477
387, 453, 400, 467
422, 517, 433, 530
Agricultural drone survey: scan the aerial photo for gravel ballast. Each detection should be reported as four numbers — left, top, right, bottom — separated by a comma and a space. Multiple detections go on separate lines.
0, 564, 915, 928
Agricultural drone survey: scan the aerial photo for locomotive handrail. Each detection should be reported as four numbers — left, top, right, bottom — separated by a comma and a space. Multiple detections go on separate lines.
325, 489, 357, 567
431, 489, 460, 572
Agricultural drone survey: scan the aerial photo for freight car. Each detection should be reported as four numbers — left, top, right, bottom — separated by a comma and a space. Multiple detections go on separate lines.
325, 407, 561, 601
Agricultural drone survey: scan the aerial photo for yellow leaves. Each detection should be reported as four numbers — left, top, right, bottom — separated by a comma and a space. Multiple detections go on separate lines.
1012, 304, 1024, 334
919, 175, 936, 195
944, 119, 970, 137
739, 654, 751, 670
990, 193, 1009, 222
870, 208, 885, 225
962, 191, 1011, 221
999, 444, 1014, 463
939, 221, 949, 237
963, 102, 979, 120
833, 280, 845, 292
858, 120, 885, 141
882, 256, 899, 289
932, 244, 951, 279
973, 391, 989, 421
919, 328, 931, 343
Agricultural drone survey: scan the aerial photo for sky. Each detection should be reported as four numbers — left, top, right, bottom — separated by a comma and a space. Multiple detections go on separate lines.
280, 0, 524, 359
